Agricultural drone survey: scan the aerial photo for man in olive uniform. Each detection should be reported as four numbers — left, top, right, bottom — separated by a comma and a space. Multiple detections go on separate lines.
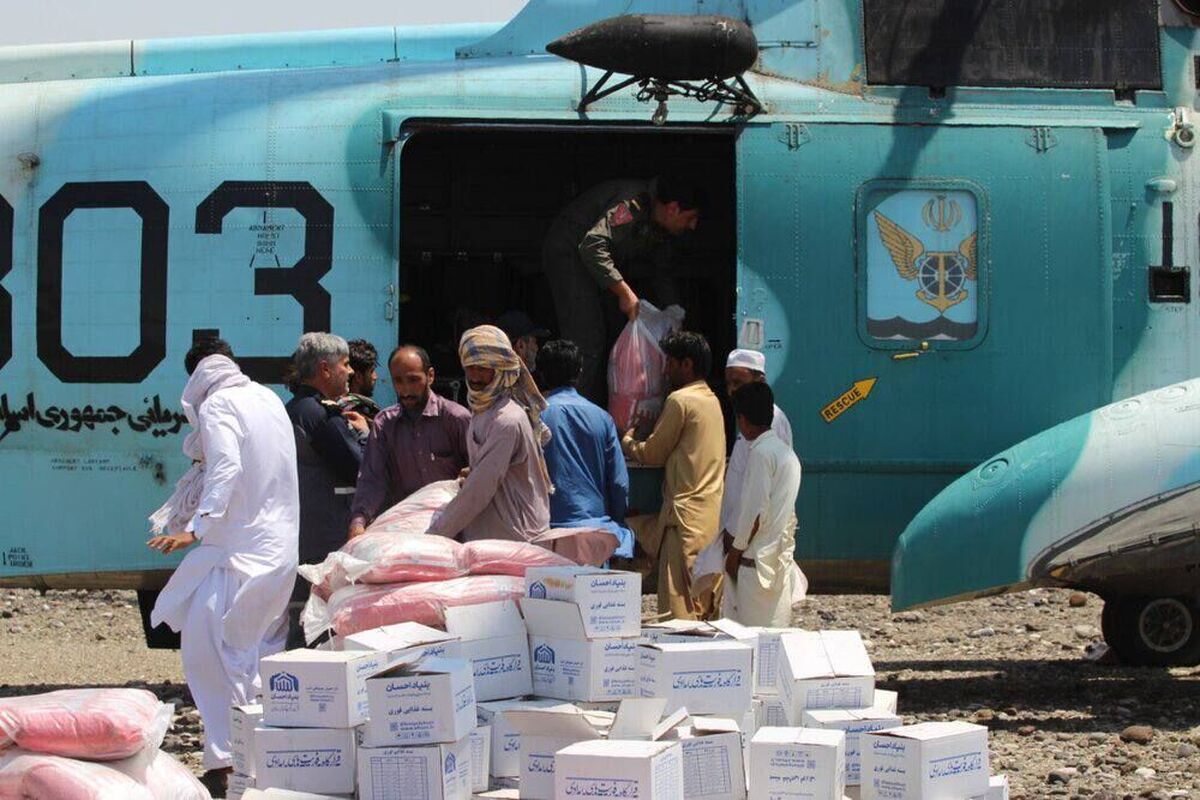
542, 175, 703, 400
284, 332, 367, 647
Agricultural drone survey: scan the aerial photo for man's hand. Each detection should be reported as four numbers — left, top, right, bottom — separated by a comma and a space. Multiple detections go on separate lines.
724, 546, 743, 580
147, 531, 197, 555
343, 410, 368, 434
611, 281, 639, 321
347, 521, 366, 540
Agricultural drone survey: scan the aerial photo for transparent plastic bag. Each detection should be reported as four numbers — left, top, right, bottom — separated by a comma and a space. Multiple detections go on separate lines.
0, 689, 172, 762
111, 748, 210, 800
607, 301, 684, 435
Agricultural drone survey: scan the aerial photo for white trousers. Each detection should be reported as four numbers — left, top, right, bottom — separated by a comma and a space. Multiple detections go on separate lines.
180, 567, 288, 769
735, 563, 800, 628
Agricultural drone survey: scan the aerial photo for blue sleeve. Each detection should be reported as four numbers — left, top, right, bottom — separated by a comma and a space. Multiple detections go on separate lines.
604, 415, 630, 522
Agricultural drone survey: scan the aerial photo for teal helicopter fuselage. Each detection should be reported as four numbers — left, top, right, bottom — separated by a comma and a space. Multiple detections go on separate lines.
0, 1, 1195, 623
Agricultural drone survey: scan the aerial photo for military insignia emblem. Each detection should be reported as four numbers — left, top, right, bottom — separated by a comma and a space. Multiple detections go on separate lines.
875, 212, 977, 314
865, 189, 979, 341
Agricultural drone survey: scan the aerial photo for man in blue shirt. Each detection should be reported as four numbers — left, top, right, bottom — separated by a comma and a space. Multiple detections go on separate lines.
537, 339, 635, 558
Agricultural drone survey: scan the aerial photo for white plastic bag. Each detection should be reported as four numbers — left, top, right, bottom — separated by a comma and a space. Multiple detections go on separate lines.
607, 300, 684, 436
112, 748, 211, 800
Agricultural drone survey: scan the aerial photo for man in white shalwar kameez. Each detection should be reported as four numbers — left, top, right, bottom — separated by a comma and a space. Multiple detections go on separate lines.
692, 348, 800, 617
147, 340, 299, 792
723, 382, 804, 627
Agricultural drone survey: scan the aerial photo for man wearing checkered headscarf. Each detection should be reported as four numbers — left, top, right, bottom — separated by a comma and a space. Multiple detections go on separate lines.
427, 325, 552, 542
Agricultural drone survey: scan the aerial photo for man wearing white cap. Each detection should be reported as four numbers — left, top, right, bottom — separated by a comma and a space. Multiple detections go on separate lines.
692, 348, 801, 617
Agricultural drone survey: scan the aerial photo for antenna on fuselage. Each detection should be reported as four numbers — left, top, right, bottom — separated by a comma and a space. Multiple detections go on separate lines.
546, 14, 763, 125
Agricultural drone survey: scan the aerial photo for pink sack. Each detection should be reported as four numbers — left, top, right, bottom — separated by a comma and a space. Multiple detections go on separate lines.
607, 301, 684, 436
307, 575, 526, 639
298, 481, 464, 595
0, 689, 172, 762
369, 480, 460, 536
0, 751, 155, 800
461, 540, 575, 576
299, 534, 466, 596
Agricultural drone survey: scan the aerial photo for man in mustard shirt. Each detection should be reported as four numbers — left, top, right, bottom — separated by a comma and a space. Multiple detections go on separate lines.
622, 331, 725, 620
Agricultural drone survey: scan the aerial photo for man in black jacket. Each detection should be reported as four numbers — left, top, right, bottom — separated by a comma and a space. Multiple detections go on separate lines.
284, 332, 367, 646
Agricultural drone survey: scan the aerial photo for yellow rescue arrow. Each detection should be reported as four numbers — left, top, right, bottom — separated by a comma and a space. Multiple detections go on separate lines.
820, 378, 877, 423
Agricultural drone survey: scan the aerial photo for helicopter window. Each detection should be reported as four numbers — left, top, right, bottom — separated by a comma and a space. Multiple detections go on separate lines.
863, 0, 1161, 91
858, 184, 984, 347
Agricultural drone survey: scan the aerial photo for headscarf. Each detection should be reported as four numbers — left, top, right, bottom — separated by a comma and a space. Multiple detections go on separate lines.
459, 324, 554, 492
148, 354, 251, 534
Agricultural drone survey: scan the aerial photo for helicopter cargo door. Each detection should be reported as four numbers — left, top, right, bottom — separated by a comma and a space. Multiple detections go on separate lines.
735, 122, 1114, 589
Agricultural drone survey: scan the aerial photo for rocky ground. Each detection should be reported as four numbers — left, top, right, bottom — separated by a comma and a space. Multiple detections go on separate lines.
1, 586, 1198, 798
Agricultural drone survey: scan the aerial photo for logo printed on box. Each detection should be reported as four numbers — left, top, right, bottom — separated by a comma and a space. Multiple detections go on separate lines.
528, 581, 548, 599
269, 672, 299, 694
445, 752, 457, 774
533, 643, 556, 664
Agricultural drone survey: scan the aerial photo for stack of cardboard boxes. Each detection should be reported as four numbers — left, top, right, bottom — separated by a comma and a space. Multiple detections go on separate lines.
226, 568, 1012, 799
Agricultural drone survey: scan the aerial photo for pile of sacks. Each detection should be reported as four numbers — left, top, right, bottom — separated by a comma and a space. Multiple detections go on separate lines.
232, 566, 1012, 799
0, 687, 209, 799
299, 481, 578, 642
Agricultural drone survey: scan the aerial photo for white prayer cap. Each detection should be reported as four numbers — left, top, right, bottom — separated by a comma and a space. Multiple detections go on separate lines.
726, 349, 767, 373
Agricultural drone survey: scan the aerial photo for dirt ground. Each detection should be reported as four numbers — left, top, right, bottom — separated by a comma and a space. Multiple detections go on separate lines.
1, 586, 1198, 799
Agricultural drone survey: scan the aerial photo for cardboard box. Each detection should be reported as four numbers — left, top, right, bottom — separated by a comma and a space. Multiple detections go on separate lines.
524, 567, 640, 637
778, 631, 875, 723
971, 775, 1009, 800
357, 736, 472, 800
524, 598, 639, 701
638, 639, 754, 715
476, 697, 564, 778
341, 621, 461, 668
227, 771, 254, 800
504, 703, 613, 799
467, 726, 491, 792
873, 689, 898, 715
668, 717, 747, 800
748, 627, 790, 695
260, 649, 386, 728
754, 696, 788, 728
241, 791, 351, 800
241, 790, 352, 800
555, 739, 684, 800
254, 726, 357, 795
861, 722, 989, 800
362, 657, 476, 747
750, 726, 846, 800
803, 708, 904, 785
444, 601, 532, 702
231, 704, 263, 777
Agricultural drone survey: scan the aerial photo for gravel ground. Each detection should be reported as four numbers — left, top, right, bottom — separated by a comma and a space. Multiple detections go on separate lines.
1, 586, 1198, 799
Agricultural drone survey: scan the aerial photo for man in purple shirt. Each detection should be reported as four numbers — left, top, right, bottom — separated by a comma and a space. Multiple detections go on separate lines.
348, 345, 471, 537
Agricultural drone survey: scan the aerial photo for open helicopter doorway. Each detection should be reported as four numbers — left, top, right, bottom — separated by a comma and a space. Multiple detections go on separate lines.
396, 124, 738, 406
